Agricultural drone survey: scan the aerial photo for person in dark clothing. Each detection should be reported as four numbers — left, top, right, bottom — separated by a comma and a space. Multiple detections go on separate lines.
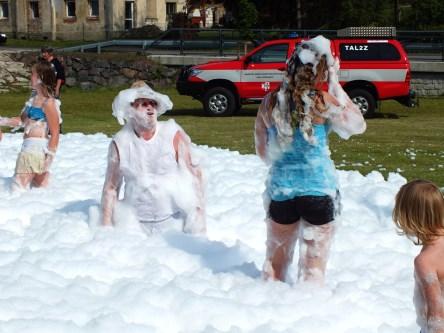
41, 46, 65, 99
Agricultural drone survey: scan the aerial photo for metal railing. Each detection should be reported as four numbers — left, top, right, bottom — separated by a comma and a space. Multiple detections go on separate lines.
59, 28, 444, 61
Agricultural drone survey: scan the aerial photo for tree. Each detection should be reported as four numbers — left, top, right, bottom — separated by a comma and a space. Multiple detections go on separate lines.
236, 0, 258, 39
226, 0, 443, 31
410, 0, 444, 29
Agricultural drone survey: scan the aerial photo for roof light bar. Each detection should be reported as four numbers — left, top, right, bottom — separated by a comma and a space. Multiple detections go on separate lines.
337, 27, 396, 38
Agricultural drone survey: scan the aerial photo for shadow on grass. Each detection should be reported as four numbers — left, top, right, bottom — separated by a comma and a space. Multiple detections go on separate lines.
165, 107, 258, 118
166, 108, 207, 117
368, 112, 400, 119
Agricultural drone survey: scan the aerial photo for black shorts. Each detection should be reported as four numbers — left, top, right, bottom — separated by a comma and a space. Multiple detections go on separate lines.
269, 194, 338, 226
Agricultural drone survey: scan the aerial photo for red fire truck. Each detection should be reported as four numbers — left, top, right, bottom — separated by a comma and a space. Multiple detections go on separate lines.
176, 27, 416, 117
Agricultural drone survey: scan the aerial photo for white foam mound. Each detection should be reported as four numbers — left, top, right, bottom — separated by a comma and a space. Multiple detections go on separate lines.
0, 132, 419, 333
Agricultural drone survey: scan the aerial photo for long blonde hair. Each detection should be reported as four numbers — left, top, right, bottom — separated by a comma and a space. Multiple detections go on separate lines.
290, 56, 328, 125
393, 179, 444, 245
268, 55, 329, 146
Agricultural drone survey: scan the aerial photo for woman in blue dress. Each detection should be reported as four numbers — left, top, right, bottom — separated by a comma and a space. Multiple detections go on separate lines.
255, 36, 366, 284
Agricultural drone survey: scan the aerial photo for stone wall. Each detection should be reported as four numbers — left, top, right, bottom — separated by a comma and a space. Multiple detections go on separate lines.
411, 74, 444, 97
410, 62, 444, 97
63, 54, 179, 90
0, 51, 179, 93
0, 52, 31, 93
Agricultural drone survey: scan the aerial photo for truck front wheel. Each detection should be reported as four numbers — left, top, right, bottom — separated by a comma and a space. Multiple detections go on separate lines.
348, 89, 376, 117
203, 87, 237, 116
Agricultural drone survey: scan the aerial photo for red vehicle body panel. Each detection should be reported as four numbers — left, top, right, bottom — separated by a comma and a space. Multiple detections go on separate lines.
176, 36, 414, 115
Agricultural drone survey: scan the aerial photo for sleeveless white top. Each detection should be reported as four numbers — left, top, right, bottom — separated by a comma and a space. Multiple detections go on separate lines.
113, 119, 182, 222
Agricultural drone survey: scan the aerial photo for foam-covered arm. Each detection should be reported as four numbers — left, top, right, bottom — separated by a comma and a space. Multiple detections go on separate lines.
43, 148, 56, 172
0, 116, 22, 128
327, 57, 366, 139
255, 95, 273, 163
101, 142, 123, 226
44, 99, 60, 152
0, 115, 23, 139
415, 259, 444, 333
255, 109, 268, 162
174, 131, 206, 235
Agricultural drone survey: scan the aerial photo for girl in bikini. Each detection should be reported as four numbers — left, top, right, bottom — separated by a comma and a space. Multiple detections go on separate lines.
0, 60, 61, 190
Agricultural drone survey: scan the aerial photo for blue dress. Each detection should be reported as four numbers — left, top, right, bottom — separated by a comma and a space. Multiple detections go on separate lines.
267, 123, 338, 201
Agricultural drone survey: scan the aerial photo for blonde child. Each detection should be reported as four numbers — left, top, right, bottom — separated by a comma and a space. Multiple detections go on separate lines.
393, 179, 444, 333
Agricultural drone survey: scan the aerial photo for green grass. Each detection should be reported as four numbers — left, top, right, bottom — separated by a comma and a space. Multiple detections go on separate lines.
1, 87, 443, 186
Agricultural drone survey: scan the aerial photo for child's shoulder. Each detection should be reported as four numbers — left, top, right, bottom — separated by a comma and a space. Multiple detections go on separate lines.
414, 252, 431, 271
414, 244, 444, 279
414, 252, 438, 283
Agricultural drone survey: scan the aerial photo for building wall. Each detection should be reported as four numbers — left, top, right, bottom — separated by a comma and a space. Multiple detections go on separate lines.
53, 0, 107, 40
0, 0, 187, 41
0, 0, 15, 35
4, 0, 44, 38
107, 0, 186, 37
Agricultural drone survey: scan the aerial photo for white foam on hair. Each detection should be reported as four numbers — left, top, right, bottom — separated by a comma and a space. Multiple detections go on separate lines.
298, 49, 318, 67
271, 86, 293, 150
304, 35, 334, 67
300, 91, 316, 144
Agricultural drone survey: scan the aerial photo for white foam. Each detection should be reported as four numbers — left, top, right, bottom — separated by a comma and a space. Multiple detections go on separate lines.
0, 132, 421, 332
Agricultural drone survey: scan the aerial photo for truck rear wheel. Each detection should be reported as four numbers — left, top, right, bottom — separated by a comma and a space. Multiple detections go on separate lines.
203, 87, 236, 116
348, 89, 376, 117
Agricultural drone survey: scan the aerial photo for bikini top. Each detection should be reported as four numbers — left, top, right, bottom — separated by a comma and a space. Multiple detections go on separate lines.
26, 105, 46, 121
24, 98, 48, 121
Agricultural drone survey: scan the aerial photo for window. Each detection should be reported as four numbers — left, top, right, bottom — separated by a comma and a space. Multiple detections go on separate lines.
250, 44, 289, 63
0, 1, 9, 18
339, 43, 401, 61
88, 0, 99, 17
166, 2, 176, 16
30, 1, 39, 18
65, 0, 76, 17
124, 1, 134, 30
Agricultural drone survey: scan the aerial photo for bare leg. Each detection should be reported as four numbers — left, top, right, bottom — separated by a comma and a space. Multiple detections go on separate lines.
11, 173, 35, 191
33, 172, 50, 188
263, 219, 300, 282
298, 220, 335, 284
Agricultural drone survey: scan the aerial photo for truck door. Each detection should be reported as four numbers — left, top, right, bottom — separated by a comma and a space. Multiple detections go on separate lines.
240, 43, 289, 99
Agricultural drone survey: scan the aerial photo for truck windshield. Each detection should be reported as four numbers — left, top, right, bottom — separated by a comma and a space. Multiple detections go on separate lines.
250, 44, 289, 63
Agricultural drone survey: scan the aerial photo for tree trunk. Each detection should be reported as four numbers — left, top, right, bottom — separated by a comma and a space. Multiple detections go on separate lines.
297, 0, 302, 29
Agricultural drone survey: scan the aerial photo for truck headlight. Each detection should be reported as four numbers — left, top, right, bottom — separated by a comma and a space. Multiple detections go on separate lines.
188, 68, 202, 77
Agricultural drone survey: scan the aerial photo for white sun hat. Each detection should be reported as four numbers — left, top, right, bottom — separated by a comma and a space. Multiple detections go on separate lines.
112, 84, 173, 125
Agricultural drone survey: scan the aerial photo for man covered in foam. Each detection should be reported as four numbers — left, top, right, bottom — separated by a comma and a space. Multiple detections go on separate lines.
101, 81, 206, 235
255, 35, 366, 284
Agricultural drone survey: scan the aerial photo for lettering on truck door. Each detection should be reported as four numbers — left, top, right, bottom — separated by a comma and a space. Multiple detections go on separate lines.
240, 43, 289, 99
336, 41, 408, 99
